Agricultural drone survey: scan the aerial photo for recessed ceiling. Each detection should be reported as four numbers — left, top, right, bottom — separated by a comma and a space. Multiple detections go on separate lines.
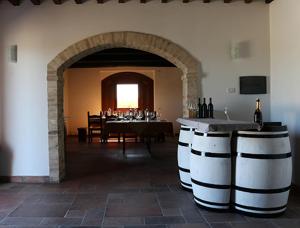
70, 48, 176, 68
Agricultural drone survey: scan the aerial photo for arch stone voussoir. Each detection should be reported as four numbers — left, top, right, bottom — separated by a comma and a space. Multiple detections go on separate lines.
47, 31, 200, 182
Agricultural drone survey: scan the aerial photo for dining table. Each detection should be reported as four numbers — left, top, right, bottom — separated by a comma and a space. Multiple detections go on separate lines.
102, 120, 174, 155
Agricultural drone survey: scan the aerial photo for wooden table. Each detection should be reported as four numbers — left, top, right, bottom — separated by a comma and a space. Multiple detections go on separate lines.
103, 120, 174, 155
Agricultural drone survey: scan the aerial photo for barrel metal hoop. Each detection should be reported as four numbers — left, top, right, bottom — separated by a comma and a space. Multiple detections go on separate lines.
194, 132, 230, 137
207, 133, 230, 137
180, 127, 195, 131
178, 166, 190, 173
237, 133, 289, 138
238, 152, 292, 159
191, 149, 202, 156
180, 128, 190, 131
194, 196, 230, 206
191, 178, 231, 189
234, 202, 287, 212
181, 180, 192, 187
178, 141, 189, 147
234, 185, 291, 194
205, 152, 231, 158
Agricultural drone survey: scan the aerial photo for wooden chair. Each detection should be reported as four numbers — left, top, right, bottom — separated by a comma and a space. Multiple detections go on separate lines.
101, 116, 121, 143
87, 111, 102, 143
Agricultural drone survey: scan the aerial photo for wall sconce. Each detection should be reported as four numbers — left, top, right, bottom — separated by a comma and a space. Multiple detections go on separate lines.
10, 45, 18, 63
230, 40, 251, 60
230, 41, 240, 60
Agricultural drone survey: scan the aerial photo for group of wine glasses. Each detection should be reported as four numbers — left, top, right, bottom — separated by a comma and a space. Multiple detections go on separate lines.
187, 102, 198, 118
102, 108, 161, 121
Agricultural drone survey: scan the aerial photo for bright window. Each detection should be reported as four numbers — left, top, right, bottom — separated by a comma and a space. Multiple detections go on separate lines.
117, 84, 138, 108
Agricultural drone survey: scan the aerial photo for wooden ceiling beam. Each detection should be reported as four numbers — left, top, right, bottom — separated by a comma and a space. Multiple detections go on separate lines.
183, 0, 189, 3
31, 0, 41, 5
118, 0, 125, 3
224, 0, 232, 3
265, 0, 274, 3
203, 0, 210, 3
140, 0, 146, 3
97, 0, 104, 3
74, 0, 83, 4
161, 0, 168, 3
245, 0, 252, 3
8, 0, 20, 6
53, 0, 62, 4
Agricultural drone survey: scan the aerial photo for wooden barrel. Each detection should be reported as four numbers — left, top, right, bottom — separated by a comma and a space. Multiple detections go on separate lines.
190, 130, 231, 210
234, 126, 292, 217
177, 125, 195, 191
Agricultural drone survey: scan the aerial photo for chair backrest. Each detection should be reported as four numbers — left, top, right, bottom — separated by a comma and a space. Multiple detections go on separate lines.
87, 111, 101, 128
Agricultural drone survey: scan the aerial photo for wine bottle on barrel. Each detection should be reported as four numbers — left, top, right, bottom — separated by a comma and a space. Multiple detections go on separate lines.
202, 98, 208, 118
208, 97, 214, 118
254, 98, 263, 126
198, 98, 203, 118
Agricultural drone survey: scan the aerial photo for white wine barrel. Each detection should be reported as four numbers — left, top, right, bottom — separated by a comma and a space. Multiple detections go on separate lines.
234, 125, 292, 217
177, 125, 195, 191
190, 130, 231, 210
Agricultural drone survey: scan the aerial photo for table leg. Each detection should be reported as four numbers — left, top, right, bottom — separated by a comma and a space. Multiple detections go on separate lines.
122, 133, 125, 156
146, 136, 151, 155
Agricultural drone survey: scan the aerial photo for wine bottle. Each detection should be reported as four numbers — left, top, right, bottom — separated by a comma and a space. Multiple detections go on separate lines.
202, 98, 208, 118
254, 98, 263, 126
198, 98, 203, 118
208, 97, 214, 118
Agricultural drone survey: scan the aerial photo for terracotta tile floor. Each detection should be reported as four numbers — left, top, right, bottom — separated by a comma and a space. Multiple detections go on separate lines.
0, 136, 299, 227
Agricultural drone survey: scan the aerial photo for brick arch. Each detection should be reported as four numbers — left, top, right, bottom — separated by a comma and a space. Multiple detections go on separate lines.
47, 31, 200, 182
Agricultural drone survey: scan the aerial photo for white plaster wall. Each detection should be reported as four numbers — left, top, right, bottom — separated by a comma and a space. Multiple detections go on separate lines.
270, 0, 300, 184
0, 23, 3, 153
0, 1, 270, 176
64, 67, 182, 135
154, 68, 182, 133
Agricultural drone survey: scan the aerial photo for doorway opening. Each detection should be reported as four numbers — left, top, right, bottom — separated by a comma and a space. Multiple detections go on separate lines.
47, 31, 200, 182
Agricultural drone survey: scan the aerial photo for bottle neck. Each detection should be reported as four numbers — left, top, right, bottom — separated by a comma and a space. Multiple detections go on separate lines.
256, 100, 261, 110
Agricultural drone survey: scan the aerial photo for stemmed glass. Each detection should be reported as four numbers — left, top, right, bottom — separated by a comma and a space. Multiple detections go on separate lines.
224, 107, 230, 120
135, 110, 143, 120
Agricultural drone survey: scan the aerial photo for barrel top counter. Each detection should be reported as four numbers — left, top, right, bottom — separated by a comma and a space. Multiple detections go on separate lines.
177, 118, 259, 133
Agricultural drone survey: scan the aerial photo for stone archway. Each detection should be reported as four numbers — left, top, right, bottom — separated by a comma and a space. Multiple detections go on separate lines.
47, 31, 200, 182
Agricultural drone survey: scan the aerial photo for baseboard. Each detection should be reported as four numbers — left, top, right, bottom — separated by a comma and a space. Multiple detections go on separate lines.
0, 176, 50, 183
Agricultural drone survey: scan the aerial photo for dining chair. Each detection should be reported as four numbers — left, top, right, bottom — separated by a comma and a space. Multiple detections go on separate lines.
87, 111, 102, 143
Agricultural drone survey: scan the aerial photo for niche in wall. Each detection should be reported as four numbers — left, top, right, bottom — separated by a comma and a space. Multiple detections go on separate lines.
101, 72, 154, 111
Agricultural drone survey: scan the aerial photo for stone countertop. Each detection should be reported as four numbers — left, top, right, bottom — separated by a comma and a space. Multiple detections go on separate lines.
176, 118, 259, 133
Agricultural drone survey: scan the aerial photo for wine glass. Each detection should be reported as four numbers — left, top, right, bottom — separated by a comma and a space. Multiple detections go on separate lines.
135, 110, 143, 120
224, 107, 230, 120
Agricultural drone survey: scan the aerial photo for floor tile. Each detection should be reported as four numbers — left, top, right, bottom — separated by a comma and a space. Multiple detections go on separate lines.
81, 208, 104, 226
125, 225, 167, 228
8, 203, 71, 217
103, 216, 144, 226
145, 216, 185, 225
230, 221, 277, 228
0, 217, 43, 225
106, 205, 162, 217
40, 217, 82, 225
201, 212, 247, 223
180, 208, 205, 223
210, 222, 233, 228
270, 218, 300, 228
65, 209, 86, 218
161, 208, 182, 216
